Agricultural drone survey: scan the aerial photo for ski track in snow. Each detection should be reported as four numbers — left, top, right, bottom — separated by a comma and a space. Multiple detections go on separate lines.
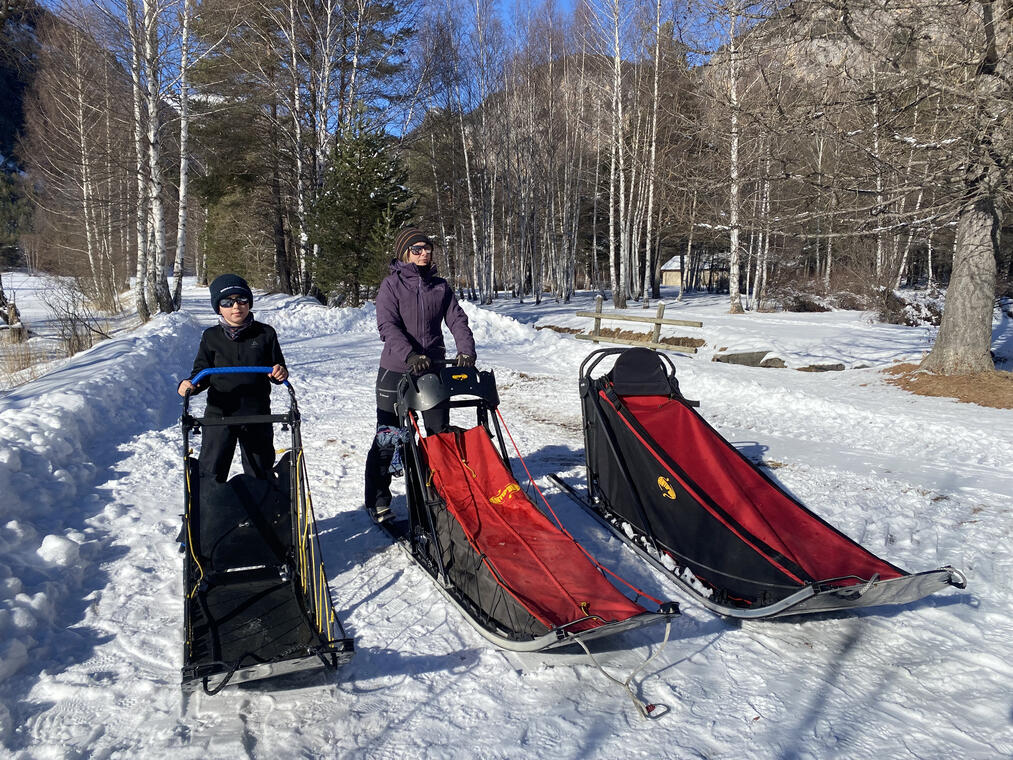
0, 281, 1011, 758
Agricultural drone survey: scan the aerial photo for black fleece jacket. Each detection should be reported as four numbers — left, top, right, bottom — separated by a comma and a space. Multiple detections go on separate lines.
186, 320, 286, 416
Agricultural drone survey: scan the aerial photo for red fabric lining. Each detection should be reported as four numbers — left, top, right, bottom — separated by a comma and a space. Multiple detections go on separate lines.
601, 392, 807, 585
616, 394, 903, 583
422, 426, 646, 631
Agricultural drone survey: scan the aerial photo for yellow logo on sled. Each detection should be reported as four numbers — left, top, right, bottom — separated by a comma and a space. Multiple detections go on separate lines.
452, 373, 468, 380
658, 476, 677, 500
489, 483, 521, 504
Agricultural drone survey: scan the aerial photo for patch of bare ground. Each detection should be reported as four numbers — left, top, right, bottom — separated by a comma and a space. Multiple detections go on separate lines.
536, 324, 582, 335
884, 363, 1013, 409
537, 323, 706, 348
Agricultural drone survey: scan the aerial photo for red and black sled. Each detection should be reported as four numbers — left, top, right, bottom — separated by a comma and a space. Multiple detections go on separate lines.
385, 366, 679, 652
552, 348, 965, 619
180, 367, 353, 693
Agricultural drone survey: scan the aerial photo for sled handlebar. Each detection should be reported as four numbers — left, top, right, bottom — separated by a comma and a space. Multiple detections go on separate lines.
189, 366, 291, 388
181, 366, 296, 418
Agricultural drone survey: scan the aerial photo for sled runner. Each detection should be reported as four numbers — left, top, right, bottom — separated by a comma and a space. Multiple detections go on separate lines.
552, 348, 966, 620
180, 367, 353, 694
384, 366, 679, 653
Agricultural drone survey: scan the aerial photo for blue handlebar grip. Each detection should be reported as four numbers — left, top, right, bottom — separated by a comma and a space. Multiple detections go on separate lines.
190, 366, 290, 387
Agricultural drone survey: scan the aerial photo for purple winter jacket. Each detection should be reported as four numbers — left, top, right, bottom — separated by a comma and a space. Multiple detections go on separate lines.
376, 260, 476, 372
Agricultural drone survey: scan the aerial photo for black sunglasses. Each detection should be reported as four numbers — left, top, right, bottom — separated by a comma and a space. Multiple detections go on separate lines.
219, 296, 251, 308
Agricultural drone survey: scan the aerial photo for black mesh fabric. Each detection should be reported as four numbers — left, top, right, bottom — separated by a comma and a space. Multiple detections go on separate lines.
187, 576, 318, 666
183, 455, 325, 680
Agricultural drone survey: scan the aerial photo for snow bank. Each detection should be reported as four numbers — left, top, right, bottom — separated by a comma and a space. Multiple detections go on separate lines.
260, 293, 376, 340
0, 311, 203, 684
459, 300, 571, 366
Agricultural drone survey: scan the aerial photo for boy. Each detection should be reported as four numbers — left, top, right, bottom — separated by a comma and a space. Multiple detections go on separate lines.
177, 274, 288, 482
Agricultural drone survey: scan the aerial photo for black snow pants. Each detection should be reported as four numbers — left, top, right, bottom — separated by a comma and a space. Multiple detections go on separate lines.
364, 368, 448, 510
199, 420, 276, 482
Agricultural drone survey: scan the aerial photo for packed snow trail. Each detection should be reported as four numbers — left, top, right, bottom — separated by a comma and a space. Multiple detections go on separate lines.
0, 282, 1010, 758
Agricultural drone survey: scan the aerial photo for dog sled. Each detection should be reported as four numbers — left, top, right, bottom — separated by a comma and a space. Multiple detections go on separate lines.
180, 367, 353, 693
551, 348, 966, 619
377, 366, 679, 653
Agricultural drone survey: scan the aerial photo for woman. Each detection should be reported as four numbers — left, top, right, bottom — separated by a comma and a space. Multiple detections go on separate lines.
365, 226, 476, 521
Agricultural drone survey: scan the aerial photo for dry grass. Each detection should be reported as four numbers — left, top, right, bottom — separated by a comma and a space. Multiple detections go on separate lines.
594, 327, 706, 348
536, 324, 582, 335
1, 338, 46, 384
537, 323, 706, 348
884, 363, 1013, 409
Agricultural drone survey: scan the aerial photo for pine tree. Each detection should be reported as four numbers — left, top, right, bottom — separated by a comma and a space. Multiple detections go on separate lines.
308, 113, 414, 306
0, 172, 29, 267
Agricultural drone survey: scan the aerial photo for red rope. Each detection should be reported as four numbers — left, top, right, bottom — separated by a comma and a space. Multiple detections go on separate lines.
495, 408, 664, 608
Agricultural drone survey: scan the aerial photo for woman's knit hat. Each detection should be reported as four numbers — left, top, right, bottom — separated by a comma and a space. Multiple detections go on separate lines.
209, 273, 254, 313
393, 227, 433, 261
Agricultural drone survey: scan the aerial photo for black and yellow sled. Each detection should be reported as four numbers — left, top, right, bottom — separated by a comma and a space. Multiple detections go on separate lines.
180, 366, 353, 694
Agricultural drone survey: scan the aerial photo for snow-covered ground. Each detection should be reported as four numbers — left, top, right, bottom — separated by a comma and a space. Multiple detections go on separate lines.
1, 275, 1011, 759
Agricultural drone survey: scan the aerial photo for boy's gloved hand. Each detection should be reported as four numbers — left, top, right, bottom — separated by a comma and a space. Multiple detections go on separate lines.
406, 353, 431, 373
454, 353, 475, 367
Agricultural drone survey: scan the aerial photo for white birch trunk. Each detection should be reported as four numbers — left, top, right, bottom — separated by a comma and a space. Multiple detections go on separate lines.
678, 190, 697, 301
171, 0, 193, 310
726, 3, 744, 314
69, 32, 101, 302
642, 0, 661, 303
126, 0, 149, 321
608, 0, 626, 308
142, 0, 171, 312
872, 69, 884, 281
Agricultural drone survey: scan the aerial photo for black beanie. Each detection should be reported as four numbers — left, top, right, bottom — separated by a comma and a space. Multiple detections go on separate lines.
393, 227, 433, 261
209, 274, 254, 313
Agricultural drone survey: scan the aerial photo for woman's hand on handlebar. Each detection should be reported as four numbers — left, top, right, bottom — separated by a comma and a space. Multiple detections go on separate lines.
407, 353, 431, 373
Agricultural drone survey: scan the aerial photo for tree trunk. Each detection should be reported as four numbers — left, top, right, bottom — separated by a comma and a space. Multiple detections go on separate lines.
126, 0, 149, 322
171, 0, 192, 310
726, 3, 744, 313
143, 0, 171, 313
920, 197, 998, 374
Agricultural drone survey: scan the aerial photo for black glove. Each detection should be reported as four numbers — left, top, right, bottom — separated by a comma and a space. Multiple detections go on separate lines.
454, 353, 475, 368
406, 353, 431, 373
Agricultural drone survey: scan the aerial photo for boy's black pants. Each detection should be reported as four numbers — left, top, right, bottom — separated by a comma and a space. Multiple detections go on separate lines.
199, 421, 276, 482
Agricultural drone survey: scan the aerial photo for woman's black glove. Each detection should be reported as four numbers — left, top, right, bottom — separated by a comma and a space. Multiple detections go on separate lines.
406, 353, 431, 373
454, 353, 476, 367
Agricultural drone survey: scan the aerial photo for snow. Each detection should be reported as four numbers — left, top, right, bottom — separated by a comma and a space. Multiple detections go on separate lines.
1, 275, 1012, 758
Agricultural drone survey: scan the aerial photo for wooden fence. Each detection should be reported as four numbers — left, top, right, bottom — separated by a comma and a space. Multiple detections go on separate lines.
574, 295, 702, 353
